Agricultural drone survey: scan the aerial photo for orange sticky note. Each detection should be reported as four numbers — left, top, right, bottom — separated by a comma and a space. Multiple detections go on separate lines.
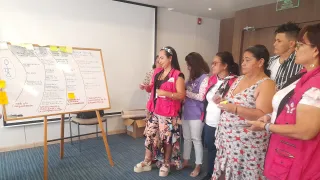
0, 80, 5, 88
0, 97, 8, 105
0, 91, 7, 98
68, 93, 75, 99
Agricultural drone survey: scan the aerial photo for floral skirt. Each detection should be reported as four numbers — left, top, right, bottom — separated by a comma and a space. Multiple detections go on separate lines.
144, 113, 182, 169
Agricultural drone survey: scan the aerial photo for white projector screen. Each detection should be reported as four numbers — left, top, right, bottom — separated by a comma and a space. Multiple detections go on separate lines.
0, 0, 156, 125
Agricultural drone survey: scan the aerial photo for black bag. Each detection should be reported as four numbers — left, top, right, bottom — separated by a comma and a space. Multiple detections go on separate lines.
76, 110, 104, 119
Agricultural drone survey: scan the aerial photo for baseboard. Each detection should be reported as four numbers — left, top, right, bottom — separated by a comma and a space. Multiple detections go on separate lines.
0, 129, 126, 153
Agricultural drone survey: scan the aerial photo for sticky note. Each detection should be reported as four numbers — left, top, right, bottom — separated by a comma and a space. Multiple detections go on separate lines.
0, 41, 8, 50
0, 91, 7, 98
0, 80, 6, 88
66, 46, 73, 53
220, 100, 229, 104
59, 46, 67, 53
0, 97, 8, 105
50, 46, 59, 52
68, 93, 75, 99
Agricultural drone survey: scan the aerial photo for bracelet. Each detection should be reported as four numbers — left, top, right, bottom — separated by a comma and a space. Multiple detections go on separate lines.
234, 106, 238, 115
171, 93, 174, 99
264, 123, 271, 133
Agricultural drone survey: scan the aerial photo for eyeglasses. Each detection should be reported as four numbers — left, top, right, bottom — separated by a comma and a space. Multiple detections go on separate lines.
161, 47, 173, 55
296, 41, 315, 50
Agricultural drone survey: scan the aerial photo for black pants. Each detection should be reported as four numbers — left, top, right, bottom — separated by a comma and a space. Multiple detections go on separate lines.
204, 123, 217, 176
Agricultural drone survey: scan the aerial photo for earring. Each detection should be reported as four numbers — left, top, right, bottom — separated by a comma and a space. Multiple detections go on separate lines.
310, 64, 315, 68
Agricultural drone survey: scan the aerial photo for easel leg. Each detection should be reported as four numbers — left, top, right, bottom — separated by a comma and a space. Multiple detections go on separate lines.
96, 111, 114, 166
44, 116, 48, 180
60, 114, 65, 159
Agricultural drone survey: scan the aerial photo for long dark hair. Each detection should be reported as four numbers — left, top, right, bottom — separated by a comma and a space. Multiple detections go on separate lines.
161, 46, 180, 71
244, 45, 271, 77
185, 52, 210, 81
216, 51, 240, 75
152, 55, 158, 69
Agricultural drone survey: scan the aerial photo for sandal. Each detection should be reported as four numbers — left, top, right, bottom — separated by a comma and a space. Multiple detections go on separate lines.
159, 164, 170, 177
190, 166, 201, 177
134, 160, 152, 173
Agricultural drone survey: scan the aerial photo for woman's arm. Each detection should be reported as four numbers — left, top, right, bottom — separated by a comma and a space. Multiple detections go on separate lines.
186, 76, 208, 101
247, 88, 320, 140
269, 104, 320, 140
238, 80, 276, 120
247, 104, 320, 140
218, 79, 276, 120
156, 77, 186, 101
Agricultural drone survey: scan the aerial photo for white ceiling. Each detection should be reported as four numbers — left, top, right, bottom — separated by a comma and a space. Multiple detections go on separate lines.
126, 0, 276, 19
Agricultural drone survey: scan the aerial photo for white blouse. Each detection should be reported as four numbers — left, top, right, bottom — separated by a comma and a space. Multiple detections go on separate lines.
271, 80, 320, 123
205, 78, 223, 127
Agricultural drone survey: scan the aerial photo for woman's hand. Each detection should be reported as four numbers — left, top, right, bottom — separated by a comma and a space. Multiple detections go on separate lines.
139, 84, 146, 90
258, 115, 271, 123
217, 103, 236, 113
246, 120, 266, 131
156, 89, 166, 97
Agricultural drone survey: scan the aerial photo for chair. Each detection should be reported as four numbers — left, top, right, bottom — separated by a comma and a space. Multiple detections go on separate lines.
69, 115, 107, 152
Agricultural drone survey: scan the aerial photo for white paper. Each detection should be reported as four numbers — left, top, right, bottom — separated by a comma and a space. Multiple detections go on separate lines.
25, 44, 34, 50
0, 41, 8, 50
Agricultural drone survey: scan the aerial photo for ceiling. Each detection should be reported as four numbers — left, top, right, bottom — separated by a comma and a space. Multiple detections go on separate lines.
126, 0, 276, 19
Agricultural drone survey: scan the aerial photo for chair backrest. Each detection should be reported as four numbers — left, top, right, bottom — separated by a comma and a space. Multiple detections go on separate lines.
76, 110, 104, 119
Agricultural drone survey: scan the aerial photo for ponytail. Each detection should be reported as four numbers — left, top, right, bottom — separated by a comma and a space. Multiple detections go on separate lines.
230, 62, 240, 76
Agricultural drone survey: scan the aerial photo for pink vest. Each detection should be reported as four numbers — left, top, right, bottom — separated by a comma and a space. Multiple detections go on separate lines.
264, 67, 320, 180
147, 68, 182, 117
203, 74, 237, 96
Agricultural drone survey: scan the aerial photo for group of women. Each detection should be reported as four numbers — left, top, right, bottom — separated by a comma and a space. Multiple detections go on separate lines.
136, 23, 320, 180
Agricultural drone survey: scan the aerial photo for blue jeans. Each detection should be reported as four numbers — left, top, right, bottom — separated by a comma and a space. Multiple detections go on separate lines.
204, 123, 217, 176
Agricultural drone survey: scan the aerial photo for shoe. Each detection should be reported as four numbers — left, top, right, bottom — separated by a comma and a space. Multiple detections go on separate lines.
159, 164, 170, 177
134, 161, 152, 173
201, 174, 212, 180
190, 167, 201, 177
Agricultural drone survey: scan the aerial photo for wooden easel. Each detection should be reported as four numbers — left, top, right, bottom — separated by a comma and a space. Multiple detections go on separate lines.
1, 44, 113, 180
43, 110, 114, 180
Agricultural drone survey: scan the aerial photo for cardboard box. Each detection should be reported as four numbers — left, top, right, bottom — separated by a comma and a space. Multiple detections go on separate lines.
123, 118, 146, 138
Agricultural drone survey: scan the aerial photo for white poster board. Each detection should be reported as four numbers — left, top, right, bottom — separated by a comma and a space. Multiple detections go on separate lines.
0, 44, 110, 121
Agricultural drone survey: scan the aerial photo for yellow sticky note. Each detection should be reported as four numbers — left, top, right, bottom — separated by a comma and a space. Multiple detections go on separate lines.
68, 93, 75, 99
0, 80, 6, 88
25, 43, 34, 50
59, 46, 67, 52
66, 46, 73, 53
50, 46, 59, 52
0, 97, 8, 105
220, 100, 229, 104
0, 91, 7, 98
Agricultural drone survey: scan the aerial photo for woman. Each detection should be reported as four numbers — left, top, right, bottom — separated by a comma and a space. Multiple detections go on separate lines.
212, 45, 276, 180
182, 52, 210, 177
201, 52, 239, 180
247, 23, 320, 180
134, 46, 186, 177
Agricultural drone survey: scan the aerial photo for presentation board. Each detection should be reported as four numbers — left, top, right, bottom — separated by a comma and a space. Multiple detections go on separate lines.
0, 43, 110, 121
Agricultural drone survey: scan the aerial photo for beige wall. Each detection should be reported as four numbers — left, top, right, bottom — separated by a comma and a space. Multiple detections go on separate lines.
156, 8, 220, 76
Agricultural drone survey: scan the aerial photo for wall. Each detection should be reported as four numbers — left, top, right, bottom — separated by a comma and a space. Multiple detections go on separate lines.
231, 0, 320, 64
0, 0, 155, 150
218, 18, 234, 53
0, 6, 221, 151
156, 8, 220, 76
